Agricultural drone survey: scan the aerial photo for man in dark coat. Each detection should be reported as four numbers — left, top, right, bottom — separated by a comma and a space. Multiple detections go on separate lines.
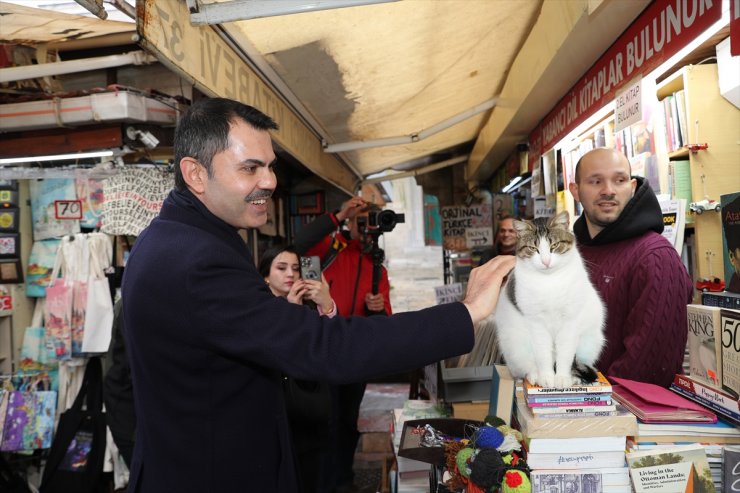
121, 97, 514, 492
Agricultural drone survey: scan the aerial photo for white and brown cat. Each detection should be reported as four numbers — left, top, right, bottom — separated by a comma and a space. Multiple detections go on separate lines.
492, 211, 605, 388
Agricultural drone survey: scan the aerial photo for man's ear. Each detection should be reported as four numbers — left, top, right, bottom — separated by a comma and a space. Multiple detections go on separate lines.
568, 182, 580, 203
180, 157, 206, 194
630, 177, 637, 198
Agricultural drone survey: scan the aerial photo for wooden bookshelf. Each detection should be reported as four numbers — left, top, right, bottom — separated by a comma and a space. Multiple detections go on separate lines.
656, 64, 740, 285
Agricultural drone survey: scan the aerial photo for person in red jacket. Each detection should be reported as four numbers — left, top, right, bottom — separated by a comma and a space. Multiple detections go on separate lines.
295, 196, 391, 492
569, 147, 693, 387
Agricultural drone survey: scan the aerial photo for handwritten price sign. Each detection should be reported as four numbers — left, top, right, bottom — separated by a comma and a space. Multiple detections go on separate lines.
54, 200, 83, 220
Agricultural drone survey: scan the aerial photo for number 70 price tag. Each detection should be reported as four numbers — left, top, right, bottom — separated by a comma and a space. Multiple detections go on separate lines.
54, 200, 83, 220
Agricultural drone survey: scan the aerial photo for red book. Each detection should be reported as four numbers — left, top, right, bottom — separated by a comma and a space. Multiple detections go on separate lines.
610, 376, 716, 424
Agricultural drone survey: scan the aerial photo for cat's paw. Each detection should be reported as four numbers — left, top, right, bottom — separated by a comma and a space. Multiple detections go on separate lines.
554, 373, 576, 389
537, 372, 556, 388
525, 371, 540, 387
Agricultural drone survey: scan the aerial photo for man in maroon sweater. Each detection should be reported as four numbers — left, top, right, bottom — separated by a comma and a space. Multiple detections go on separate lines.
569, 148, 693, 387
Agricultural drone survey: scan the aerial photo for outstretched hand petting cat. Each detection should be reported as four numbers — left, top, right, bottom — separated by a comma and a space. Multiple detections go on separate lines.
463, 255, 516, 326
491, 211, 606, 389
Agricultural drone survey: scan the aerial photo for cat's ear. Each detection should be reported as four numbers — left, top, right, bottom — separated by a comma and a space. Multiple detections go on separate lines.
550, 210, 570, 229
513, 219, 530, 234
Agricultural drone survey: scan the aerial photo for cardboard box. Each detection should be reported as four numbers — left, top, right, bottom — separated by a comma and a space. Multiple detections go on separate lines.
451, 401, 489, 421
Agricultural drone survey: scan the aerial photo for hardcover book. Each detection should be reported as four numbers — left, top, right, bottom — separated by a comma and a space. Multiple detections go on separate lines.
686, 304, 723, 387
720, 308, 740, 397
626, 444, 716, 492
523, 371, 612, 396
670, 385, 740, 426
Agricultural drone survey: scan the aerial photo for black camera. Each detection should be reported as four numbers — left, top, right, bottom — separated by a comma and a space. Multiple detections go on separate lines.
367, 209, 405, 233
300, 256, 321, 280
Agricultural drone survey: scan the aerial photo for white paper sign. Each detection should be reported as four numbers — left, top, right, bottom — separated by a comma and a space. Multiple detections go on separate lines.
434, 283, 464, 305
614, 76, 642, 132
465, 227, 493, 248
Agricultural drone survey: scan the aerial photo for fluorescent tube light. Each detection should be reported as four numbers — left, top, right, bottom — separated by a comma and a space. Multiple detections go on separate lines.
501, 176, 523, 193
0, 150, 115, 165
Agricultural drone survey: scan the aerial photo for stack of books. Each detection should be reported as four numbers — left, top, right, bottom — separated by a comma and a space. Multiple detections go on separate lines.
513, 372, 637, 492
523, 371, 616, 417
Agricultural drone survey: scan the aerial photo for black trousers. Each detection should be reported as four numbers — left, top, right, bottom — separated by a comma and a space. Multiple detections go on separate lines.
316, 382, 366, 492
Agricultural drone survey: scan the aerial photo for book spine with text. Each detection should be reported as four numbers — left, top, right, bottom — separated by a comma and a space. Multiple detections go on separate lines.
527, 393, 612, 404
528, 399, 613, 408
670, 385, 740, 426
672, 374, 739, 413
525, 450, 626, 470
531, 404, 617, 415
524, 372, 612, 395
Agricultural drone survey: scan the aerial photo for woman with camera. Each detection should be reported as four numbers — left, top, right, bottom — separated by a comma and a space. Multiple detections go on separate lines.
258, 244, 335, 492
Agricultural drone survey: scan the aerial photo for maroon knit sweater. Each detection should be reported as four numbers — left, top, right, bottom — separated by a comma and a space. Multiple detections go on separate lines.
574, 178, 693, 387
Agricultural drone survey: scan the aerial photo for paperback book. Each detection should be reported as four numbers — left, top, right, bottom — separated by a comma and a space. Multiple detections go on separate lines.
635, 418, 740, 439
526, 450, 626, 470
670, 373, 740, 425
686, 304, 722, 387
720, 308, 740, 398
626, 444, 716, 492
525, 435, 626, 454
527, 393, 612, 405
523, 371, 612, 396
530, 404, 618, 415
513, 398, 638, 439
530, 468, 630, 493
528, 397, 613, 407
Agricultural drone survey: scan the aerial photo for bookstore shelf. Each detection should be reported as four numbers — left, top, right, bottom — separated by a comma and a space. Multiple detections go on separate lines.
656, 64, 740, 283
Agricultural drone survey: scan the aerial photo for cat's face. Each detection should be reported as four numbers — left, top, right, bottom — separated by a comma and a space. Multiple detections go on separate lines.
514, 211, 574, 270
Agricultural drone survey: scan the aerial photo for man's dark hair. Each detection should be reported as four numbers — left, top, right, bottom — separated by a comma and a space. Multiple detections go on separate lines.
173, 98, 279, 192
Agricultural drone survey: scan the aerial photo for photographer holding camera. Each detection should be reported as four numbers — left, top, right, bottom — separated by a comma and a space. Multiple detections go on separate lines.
294, 196, 393, 493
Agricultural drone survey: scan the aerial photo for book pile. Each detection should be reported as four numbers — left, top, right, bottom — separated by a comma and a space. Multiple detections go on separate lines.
522, 371, 616, 418
615, 375, 739, 491
512, 372, 637, 492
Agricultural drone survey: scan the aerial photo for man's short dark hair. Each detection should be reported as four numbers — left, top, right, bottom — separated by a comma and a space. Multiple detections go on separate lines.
173, 98, 279, 192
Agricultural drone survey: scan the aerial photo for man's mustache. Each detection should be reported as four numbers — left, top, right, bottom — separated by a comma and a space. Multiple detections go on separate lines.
245, 191, 272, 201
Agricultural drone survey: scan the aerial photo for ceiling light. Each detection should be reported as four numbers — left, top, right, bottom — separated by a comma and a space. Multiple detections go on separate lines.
0, 150, 115, 165
501, 176, 523, 194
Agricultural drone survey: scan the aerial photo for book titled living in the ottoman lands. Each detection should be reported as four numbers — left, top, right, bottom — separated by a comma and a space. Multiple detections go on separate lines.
627, 444, 715, 493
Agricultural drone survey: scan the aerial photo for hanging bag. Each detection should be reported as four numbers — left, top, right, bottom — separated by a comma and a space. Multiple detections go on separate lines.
44, 240, 73, 361
81, 233, 113, 353
40, 357, 107, 493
